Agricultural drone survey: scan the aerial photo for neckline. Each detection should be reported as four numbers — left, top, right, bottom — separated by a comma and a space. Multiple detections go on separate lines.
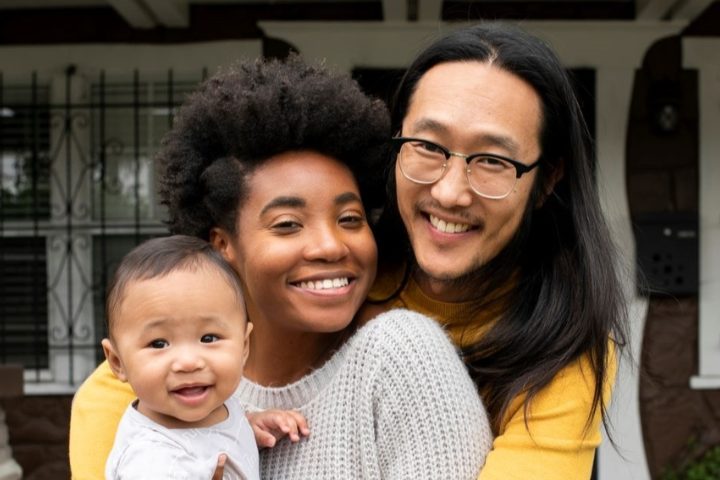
236, 342, 348, 410
403, 275, 487, 321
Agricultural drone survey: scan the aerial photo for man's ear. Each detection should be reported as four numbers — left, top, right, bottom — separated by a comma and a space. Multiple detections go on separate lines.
209, 227, 238, 265
536, 157, 565, 208
102, 338, 128, 382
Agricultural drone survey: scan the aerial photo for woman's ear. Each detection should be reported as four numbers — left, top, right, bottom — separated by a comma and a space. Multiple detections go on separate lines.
242, 321, 253, 367
209, 227, 237, 264
102, 338, 128, 382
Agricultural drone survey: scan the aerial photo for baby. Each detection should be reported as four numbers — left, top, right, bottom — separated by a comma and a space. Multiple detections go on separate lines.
102, 235, 308, 480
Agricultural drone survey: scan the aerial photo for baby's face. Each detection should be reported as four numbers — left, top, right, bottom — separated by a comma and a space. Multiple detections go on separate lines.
103, 267, 250, 429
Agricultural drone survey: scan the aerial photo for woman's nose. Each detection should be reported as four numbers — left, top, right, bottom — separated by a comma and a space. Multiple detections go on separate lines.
304, 225, 350, 262
430, 157, 474, 209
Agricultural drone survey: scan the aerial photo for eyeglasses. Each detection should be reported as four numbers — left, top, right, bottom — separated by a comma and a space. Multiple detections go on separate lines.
391, 137, 541, 200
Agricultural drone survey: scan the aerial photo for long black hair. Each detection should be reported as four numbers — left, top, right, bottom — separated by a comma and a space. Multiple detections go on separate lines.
374, 22, 628, 435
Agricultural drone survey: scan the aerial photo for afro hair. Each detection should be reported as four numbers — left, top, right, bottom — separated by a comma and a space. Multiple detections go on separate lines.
156, 54, 391, 240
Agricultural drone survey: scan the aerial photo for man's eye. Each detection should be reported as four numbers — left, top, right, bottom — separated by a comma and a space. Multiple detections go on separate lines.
416, 141, 444, 154
476, 156, 511, 170
201, 334, 219, 343
150, 339, 168, 349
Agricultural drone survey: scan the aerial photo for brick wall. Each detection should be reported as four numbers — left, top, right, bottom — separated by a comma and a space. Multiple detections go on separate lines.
0, 396, 71, 480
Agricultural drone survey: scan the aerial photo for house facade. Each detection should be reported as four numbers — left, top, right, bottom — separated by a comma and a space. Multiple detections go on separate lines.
0, 1, 718, 479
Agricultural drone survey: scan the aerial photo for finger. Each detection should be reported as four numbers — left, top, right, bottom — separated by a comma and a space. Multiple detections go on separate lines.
258, 430, 277, 449
212, 454, 227, 480
289, 411, 311, 436
285, 418, 301, 442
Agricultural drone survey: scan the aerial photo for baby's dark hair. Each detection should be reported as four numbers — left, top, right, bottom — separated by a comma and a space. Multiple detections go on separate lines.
157, 54, 391, 240
105, 235, 244, 339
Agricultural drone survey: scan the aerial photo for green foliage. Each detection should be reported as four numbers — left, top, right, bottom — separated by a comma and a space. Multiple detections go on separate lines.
661, 442, 720, 480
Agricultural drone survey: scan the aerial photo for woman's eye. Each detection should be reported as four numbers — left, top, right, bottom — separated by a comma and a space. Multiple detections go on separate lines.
339, 214, 365, 226
272, 220, 302, 231
149, 339, 168, 349
201, 334, 219, 343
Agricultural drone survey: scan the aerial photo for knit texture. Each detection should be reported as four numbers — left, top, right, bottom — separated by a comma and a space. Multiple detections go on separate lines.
236, 309, 493, 480
370, 270, 617, 480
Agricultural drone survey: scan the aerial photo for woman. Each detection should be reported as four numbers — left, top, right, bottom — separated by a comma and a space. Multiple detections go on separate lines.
69, 55, 492, 479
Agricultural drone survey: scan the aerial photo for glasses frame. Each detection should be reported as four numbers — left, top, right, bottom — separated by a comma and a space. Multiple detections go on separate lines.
391, 136, 542, 200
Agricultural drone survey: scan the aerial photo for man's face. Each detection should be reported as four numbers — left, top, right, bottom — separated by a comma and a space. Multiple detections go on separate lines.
395, 61, 543, 301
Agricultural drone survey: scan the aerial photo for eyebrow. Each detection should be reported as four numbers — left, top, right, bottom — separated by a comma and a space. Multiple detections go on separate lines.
334, 191, 362, 206
260, 191, 362, 217
139, 315, 231, 334
260, 196, 305, 216
410, 117, 522, 156
140, 317, 170, 333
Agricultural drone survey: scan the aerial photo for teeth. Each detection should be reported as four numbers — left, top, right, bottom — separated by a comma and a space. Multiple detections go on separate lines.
430, 215, 471, 233
299, 278, 349, 290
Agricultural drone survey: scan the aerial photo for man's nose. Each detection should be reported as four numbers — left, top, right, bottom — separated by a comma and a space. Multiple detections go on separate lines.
430, 156, 474, 208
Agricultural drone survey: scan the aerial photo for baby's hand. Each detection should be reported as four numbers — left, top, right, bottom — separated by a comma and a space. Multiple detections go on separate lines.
247, 410, 310, 449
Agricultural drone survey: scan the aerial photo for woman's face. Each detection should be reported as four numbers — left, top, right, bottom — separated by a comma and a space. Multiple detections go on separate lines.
219, 151, 377, 335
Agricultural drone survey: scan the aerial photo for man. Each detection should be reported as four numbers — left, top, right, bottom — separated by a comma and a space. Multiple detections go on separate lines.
371, 22, 627, 480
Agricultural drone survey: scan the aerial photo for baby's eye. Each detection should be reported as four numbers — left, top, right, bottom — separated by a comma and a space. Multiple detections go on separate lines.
201, 334, 219, 343
150, 339, 168, 349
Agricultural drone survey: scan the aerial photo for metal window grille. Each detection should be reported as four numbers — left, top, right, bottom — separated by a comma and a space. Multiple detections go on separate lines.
0, 68, 204, 392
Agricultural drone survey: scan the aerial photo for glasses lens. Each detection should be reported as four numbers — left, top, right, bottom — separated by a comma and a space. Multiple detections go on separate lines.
467, 156, 518, 199
398, 140, 446, 184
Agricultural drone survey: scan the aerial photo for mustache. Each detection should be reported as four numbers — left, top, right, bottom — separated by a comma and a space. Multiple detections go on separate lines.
413, 199, 484, 228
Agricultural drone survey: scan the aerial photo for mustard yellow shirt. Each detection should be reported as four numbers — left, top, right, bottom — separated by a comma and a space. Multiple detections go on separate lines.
70, 360, 134, 480
369, 269, 616, 480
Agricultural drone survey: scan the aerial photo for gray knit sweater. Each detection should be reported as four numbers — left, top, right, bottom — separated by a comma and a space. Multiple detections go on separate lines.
236, 309, 493, 480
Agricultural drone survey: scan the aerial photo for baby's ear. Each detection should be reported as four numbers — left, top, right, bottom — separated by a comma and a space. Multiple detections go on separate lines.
102, 338, 128, 382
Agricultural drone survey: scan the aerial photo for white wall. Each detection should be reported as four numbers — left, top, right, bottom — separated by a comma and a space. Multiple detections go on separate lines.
684, 38, 720, 390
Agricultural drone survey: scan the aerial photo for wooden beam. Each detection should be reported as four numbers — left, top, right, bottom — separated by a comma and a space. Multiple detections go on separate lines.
107, 0, 157, 28
382, 0, 407, 21
418, 0, 443, 21
672, 0, 716, 20
142, 0, 189, 28
636, 0, 679, 20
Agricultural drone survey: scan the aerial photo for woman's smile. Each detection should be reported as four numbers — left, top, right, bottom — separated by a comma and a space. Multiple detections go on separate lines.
220, 150, 377, 336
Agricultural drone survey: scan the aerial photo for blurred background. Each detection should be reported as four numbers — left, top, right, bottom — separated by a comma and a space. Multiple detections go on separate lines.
0, 1, 719, 479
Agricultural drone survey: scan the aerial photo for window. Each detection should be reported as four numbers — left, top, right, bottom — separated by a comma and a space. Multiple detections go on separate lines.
0, 70, 203, 393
